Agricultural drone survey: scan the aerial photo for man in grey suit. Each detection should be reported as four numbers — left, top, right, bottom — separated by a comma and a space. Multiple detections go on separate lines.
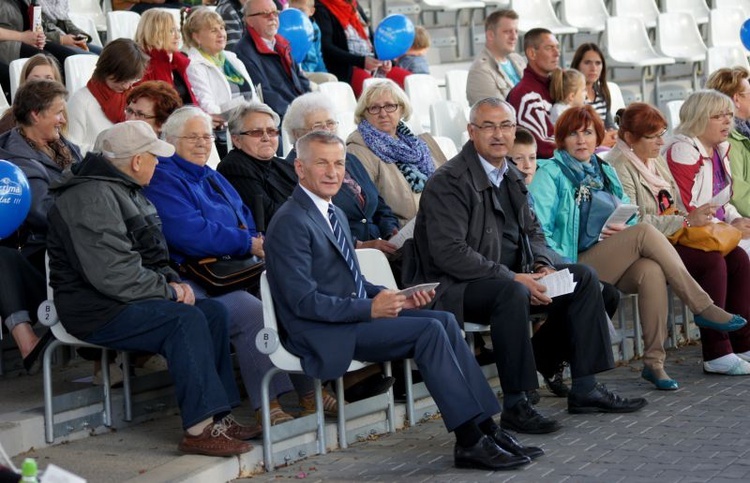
265, 131, 541, 471
466, 9, 527, 105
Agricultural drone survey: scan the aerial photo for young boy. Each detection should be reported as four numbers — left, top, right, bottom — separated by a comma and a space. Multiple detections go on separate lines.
509, 127, 537, 186
395, 26, 431, 74
289, 0, 337, 84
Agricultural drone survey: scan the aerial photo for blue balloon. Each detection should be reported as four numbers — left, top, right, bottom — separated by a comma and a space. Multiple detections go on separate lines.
742, 19, 750, 50
374, 14, 415, 62
0, 160, 31, 240
278, 8, 314, 64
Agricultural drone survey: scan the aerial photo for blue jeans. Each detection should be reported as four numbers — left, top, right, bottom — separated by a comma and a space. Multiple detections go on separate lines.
85, 299, 240, 429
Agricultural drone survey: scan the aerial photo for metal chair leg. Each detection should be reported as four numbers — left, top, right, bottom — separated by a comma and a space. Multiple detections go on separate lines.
336, 377, 347, 449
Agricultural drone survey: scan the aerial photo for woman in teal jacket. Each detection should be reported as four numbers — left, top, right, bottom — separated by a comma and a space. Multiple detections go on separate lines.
529, 106, 745, 390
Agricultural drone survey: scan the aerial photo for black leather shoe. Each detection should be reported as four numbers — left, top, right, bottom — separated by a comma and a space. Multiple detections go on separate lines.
23, 330, 53, 375
544, 370, 570, 397
344, 374, 396, 402
490, 427, 544, 460
526, 389, 541, 405
568, 383, 648, 414
454, 435, 530, 470
500, 399, 562, 434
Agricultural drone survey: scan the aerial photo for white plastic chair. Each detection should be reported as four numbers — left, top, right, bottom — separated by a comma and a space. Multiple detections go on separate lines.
611, 0, 660, 29
510, 0, 577, 62
605, 16, 675, 104
663, 0, 710, 26
418, 0, 486, 58
318, 82, 357, 116
39, 254, 131, 444
706, 46, 750, 75
361, 77, 380, 93
429, 100, 467, 149
444, 69, 469, 109
404, 74, 443, 134
106, 11, 140, 42
432, 135, 458, 159
257, 272, 395, 470
665, 99, 684, 133
707, 8, 746, 49
0, 84, 9, 116
68, 13, 103, 48
69, 0, 106, 31
559, 0, 610, 36
64, 54, 99, 94
336, 110, 357, 141
205, 142, 222, 170
9, 58, 28, 102
656, 12, 707, 90
714, 0, 750, 17
607, 81, 626, 116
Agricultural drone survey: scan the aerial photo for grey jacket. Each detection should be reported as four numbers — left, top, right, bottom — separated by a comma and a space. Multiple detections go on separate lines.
46, 153, 180, 339
0, 0, 26, 64
408, 141, 561, 322
0, 128, 82, 254
466, 48, 526, 105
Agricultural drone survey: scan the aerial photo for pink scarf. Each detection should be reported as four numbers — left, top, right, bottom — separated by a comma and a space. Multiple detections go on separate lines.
614, 138, 671, 198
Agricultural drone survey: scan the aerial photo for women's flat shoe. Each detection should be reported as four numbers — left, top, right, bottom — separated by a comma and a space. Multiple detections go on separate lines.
641, 367, 679, 391
693, 314, 747, 332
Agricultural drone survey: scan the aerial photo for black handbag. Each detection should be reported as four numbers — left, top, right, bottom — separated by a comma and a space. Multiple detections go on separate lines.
179, 255, 264, 296
179, 176, 264, 295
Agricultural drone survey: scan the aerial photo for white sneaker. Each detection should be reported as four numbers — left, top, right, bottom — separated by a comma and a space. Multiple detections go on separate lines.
139, 354, 168, 373
735, 351, 750, 363
703, 354, 750, 375
92, 359, 125, 386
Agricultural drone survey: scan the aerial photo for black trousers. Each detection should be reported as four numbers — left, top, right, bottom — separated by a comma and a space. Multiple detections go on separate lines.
0, 246, 45, 332
463, 264, 615, 393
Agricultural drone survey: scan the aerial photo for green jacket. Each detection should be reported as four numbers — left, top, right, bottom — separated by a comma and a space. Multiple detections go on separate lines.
528, 151, 630, 262
728, 128, 750, 217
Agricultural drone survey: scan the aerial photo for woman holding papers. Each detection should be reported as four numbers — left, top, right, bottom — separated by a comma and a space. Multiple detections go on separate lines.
530, 105, 746, 387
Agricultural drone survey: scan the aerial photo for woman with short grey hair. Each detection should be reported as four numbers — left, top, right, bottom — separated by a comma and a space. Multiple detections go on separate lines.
144, 107, 327, 427
218, 102, 296, 227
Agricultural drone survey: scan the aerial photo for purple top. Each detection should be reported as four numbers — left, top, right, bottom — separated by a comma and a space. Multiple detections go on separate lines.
711, 148, 728, 221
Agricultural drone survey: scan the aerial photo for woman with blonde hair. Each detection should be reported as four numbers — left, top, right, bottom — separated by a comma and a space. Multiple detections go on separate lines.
135, 8, 198, 106
347, 80, 446, 226
182, 6, 257, 157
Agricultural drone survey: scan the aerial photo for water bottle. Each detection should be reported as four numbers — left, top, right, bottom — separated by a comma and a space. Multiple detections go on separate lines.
20, 458, 38, 483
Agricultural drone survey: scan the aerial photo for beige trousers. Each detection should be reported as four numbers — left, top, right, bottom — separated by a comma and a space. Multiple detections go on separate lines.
579, 224, 713, 369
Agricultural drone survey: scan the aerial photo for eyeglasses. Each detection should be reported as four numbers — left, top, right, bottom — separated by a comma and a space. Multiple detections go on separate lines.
239, 128, 280, 138
177, 134, 215, 144
366, 103, 400, 115
246, 10, 279, 18
470, 122, 516, 134
642, 128, 668, 140
309, 120, 339, 131
709, 111, 733, 121
124, 107, 156, 120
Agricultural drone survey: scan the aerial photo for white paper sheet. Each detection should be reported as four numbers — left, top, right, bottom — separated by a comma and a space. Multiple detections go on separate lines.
388, 217, 415, 249
538, 269, 577, 298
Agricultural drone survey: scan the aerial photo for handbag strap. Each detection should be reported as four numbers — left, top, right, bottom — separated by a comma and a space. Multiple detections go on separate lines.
206, 176, 247, 230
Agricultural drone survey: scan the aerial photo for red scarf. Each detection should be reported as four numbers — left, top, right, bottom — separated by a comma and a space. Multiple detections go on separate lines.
85, 78, 127, 124
247, 27, 295, 78
139, 49, 198, 105
319, 0, 367, 40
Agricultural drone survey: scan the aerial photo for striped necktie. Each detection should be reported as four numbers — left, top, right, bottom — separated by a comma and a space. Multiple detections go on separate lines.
328, 204, 366, 299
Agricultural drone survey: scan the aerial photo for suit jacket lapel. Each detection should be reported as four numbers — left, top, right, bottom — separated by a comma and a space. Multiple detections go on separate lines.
292, 186, 347, 258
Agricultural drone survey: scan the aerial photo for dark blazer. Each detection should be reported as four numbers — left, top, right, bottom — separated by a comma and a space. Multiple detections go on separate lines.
218, 149, 297, 228
313, 1, 372, 84
286, 149, 400, 241
409, 141, 562, 322
232, 30, 310, 118
265, 186, 383, 380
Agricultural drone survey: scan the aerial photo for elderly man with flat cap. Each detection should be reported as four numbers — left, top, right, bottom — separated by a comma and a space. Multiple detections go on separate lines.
45, 121, 257, 457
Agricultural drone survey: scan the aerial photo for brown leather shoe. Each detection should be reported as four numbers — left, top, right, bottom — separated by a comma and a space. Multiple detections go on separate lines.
218, 415, 263, 440
178, 421, 253, 457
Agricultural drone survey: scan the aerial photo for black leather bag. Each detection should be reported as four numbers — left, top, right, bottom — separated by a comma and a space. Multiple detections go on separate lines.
179, 255, 264, 296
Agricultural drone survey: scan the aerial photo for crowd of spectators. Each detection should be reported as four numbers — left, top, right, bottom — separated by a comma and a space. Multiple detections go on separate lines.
3, 3, 750, 469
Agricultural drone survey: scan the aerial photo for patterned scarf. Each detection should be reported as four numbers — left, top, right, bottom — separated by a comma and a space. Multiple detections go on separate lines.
19, 128, 74, 170
357, 119, 434, 193
199, 50, 245, 86
557, 149, 604, 205
613, 138, 671, 198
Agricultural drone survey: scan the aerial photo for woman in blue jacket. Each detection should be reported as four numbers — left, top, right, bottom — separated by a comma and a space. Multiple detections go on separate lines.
529, 106, 745, 390
144, 106, 332, 427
